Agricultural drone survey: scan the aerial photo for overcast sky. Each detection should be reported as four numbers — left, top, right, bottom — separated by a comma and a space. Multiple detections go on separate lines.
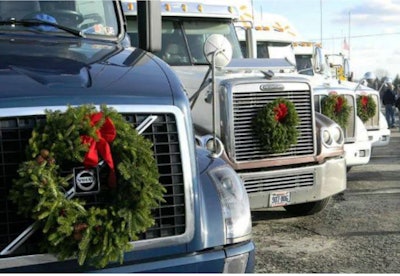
251, 0, 400, 80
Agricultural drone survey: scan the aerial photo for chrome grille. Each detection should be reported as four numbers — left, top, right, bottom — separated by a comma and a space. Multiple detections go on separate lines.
226, 83, 315, 162
241, 171, 315, 193
0, 112, 185, 255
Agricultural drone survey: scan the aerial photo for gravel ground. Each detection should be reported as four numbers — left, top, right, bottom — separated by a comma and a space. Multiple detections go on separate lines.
252, 128, 400, 273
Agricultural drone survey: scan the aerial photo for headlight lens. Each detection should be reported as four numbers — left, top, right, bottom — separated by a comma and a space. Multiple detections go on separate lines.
208, 165, 252, 244
321, 125, 344, 147
323, 129, 332, 145
331, 125, 343, 143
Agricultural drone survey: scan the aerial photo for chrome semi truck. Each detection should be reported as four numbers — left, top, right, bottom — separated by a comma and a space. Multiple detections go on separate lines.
123, 0, 346, 216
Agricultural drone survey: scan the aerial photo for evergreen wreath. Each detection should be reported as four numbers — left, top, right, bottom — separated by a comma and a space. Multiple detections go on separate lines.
9, 105, 165, 268
357, 94, 376, 122
321, 93, 351, 129
253, 98, 299, 153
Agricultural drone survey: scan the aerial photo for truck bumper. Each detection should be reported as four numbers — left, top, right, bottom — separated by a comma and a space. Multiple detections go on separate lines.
99, 241, 255, 273
368, 129, 390, 147
344, 140, 371, 167
240, 157, 346, 209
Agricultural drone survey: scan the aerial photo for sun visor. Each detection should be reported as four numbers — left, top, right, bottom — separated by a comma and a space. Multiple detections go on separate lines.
223, 58, 296, 73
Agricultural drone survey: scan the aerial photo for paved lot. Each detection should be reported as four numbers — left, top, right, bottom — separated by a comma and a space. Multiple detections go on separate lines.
252, 127, 400, 273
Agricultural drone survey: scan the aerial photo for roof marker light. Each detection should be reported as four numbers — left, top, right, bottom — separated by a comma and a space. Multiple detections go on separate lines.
181, 4, 187, 12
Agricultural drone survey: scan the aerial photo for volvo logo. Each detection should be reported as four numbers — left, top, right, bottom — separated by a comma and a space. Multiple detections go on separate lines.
260, 84, 285, 91
74, 167, 100, 195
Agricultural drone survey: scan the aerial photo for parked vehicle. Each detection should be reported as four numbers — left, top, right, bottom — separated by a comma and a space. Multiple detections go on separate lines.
124, 0, 347, 216
0, 0, 254, 272
235, 8, 370, 170
294, 42, 390, 148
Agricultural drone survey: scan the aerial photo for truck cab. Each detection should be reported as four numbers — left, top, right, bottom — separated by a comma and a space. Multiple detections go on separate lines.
0, 0, 254, 272
124, 1, 346, 216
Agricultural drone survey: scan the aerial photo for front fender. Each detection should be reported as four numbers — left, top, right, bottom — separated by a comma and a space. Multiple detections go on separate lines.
188, 147, 226, 250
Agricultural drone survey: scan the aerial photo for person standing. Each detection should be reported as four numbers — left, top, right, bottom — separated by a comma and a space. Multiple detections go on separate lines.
395, 88, 400, 128
382, 83, 396, 128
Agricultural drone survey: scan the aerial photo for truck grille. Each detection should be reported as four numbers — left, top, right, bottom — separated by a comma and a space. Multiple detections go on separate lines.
225, 83, 315, 162
314, 94, 356, 141
360, 94, 380, 129
0, 112, 185, 255
241, 170, 315, 193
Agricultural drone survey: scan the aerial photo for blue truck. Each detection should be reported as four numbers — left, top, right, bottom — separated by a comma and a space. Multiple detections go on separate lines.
0, 0, 255, 272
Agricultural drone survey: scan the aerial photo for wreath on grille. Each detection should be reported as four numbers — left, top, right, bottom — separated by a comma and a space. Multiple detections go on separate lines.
9, 105, 165, 268
321, 93, 351, 129
357, 94, 376, 122
253, 98, 299, 153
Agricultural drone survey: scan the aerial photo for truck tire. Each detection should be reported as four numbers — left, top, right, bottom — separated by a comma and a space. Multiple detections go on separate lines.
283, 197, 331, 216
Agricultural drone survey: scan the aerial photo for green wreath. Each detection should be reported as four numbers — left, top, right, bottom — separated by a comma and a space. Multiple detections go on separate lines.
357, 94, 376, 122
321, 93, 351, 129
253, 98, 299, 153
9, 105, 165, 268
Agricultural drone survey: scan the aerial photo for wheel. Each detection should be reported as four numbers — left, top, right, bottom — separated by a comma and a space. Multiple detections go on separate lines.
283, 197, 331, 216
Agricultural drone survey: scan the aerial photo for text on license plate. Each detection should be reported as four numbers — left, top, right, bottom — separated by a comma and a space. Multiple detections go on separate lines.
270, 191, 291, 207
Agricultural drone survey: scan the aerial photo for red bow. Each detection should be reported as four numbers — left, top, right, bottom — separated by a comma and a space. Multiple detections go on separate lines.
335, 97, 344, 113
81, 112, 117, 188
274, 103, 288, 122
361, 96, 368, 107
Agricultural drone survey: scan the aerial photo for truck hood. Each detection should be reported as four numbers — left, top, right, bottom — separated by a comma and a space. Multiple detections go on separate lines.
0, 36, 174, 107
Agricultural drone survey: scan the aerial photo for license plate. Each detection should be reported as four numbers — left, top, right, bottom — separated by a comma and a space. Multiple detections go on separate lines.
270, 191, 291, 207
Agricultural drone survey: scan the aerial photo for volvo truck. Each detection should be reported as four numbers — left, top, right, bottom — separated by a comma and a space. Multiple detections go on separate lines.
0, 0, 255, 272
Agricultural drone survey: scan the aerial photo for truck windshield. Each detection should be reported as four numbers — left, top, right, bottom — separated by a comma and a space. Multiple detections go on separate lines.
256, 42, 296, 65
126, 18, 243, 65
295, 54, 314, 76
0, 0, 119, 38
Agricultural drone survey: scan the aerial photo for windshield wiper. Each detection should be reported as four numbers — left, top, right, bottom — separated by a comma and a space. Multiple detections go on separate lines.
0, 19, 85, 38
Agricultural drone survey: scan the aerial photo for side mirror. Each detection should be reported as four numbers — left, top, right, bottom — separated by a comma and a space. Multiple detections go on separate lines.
204, 34, 233, 68
137, 0, 162, 52
343, 58, 350, 78
354, 71, 376, 92
363, 72, 376, 82
313, 46, 325, 73
203, 34, 232, 158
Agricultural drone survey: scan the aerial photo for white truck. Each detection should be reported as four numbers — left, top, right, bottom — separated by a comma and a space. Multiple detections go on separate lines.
294, 42, 390, 148
235, 10, 372, 170
123, 0, 346, 216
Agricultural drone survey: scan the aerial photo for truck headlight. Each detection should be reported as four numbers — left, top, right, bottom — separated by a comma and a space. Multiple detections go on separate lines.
208, 165, 252, 244
321, 125, 344, 147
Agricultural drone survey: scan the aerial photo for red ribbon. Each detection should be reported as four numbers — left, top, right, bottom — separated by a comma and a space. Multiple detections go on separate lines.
335, 96, 344, 113
81, 112, 117, 188
274, 103, 288, 122
361, 96, 368, 107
